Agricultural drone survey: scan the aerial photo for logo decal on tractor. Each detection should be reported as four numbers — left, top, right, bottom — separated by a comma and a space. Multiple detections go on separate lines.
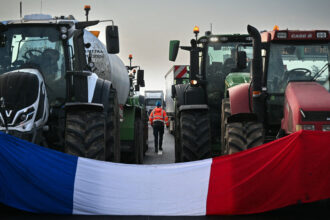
5, 110, 12, 117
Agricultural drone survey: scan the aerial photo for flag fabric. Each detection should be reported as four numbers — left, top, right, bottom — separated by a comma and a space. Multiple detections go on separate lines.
0, 130, 329, 216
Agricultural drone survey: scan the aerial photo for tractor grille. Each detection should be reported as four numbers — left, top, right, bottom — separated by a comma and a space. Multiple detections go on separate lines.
302, 111, 330, 122
0, 71, 39, 124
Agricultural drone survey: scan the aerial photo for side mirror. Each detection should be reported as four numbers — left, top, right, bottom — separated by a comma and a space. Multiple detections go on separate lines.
135, 85, 140, 92
0, 34, 6, 47
106, 25, 119, 54
137, 70, 145, 87
236, 51, 247, 69
169, 40, 180, 61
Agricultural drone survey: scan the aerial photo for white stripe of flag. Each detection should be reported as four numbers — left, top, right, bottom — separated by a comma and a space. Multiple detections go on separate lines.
73, 157, 212, 216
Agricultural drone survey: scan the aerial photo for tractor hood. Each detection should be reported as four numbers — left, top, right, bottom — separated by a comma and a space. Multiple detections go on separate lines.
285, 82, 330, 112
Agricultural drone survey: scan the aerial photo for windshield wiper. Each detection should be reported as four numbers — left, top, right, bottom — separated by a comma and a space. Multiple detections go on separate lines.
311, 63, 329, 81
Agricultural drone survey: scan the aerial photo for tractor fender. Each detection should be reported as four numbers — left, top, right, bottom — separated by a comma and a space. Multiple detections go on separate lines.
91, 78, 112, 113
173, 84, 189, 107
178, 104, 208, 112
174, 84, 206, 107
227, 112, 258, 123
65, 102, 104, 112
65, 78, 112, 113
228, 83, 251, 115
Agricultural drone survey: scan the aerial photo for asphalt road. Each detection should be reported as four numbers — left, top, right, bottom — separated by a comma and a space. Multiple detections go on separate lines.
143, 125, 175, 164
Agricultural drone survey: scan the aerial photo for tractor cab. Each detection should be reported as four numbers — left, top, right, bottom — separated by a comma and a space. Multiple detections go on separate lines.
260, 27, 330, 135
198, 33, 253, 145
0, 22, 67, 105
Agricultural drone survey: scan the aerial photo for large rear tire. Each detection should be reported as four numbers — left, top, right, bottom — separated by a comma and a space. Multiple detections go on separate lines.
221, 98, 230, 155
174, 109, 181, 162
133, 118, 144, 164
226, 121, 264, 155
180, 110, 211, 162
65, 110, 106, 160
105, 89, 120, 162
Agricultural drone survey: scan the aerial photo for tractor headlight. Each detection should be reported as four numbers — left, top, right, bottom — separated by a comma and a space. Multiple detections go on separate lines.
60, 26, 68, 34
322, 125, 330, 131
303, 125, 315, 130
190, 80, 198, 85
61, 34, 67, 40
296, 124, 315, 131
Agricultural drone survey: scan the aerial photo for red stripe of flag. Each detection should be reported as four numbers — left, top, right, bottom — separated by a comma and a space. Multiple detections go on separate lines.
206, 130, 330, 215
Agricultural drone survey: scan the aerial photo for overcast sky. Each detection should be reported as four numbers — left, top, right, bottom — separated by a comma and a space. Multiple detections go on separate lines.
1, 0, 330, 92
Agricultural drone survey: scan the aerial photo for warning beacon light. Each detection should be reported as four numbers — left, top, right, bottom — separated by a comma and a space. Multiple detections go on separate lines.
84, 5, 91, 21
193, 26, 199, 40
129, 54, 133, 59
193, 26, 200, 34
273, 25, 279, 31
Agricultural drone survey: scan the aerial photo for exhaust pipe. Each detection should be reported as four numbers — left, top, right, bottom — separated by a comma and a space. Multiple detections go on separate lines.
247, 25, 264, 122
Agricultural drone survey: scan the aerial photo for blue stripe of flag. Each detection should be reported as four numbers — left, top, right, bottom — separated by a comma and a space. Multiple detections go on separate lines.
0, 132, 77, 214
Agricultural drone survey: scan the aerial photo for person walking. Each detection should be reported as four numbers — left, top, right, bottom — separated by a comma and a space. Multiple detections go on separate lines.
149, 101, 169, 153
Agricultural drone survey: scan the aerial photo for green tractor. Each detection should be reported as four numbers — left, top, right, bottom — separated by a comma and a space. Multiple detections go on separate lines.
169, 26, 252, 162
120, 54, 147, 164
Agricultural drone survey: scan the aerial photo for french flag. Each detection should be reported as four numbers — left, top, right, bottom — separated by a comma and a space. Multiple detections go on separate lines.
0, 131, 329, 216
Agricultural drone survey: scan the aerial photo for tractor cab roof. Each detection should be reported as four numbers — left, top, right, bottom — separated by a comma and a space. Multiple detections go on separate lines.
1, 14, 77, 26
261, 29, 330, 42
198, 33, 252, 44
1, 14, 102, 30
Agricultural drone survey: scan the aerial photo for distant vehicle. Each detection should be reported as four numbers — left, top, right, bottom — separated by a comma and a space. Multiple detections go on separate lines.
144, 90, 164, 115
120, 54, 147, 164
164, 65, 189, 134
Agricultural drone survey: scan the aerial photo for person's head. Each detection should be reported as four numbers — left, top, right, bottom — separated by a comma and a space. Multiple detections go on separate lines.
156, 101, 161, 107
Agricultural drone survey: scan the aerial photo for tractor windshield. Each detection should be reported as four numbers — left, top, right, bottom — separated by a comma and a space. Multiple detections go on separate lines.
205, 41, 253, 107
267, 43, 330, 93
206, 42, 253, 77
0, 25, 66, 105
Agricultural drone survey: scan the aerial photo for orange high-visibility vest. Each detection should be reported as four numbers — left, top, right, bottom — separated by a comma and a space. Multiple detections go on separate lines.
149, 107, 169, 126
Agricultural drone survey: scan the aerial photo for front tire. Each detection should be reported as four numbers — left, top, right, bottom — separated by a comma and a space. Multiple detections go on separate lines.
180, 110, 211, 162
65, 110, 106, 160
226, 121, 264, 155
174, 109, 182, 162
221, 98, 230, 155
105, 89, 120, 162
133, 118, 144, 164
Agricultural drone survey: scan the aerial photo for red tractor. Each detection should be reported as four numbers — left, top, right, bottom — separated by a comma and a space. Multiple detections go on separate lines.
223, 25, 330, 154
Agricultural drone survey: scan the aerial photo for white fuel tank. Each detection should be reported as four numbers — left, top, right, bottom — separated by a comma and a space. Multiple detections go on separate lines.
83, 30, 129, 105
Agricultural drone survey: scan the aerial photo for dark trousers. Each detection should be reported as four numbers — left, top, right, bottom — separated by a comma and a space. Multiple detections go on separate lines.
153, 121, 164, 152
